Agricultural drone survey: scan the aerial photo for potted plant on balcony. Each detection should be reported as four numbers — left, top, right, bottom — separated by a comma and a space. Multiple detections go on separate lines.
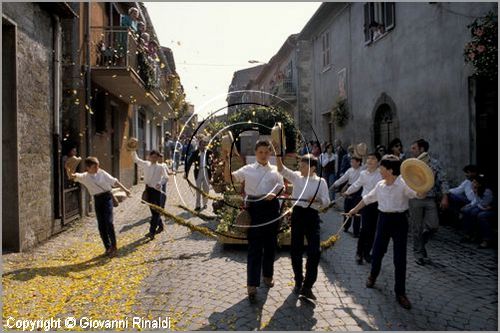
464, 10, 497, 81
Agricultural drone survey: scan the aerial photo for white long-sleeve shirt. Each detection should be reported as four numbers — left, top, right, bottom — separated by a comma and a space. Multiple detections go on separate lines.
345, 169, 383, 197
73, 169, 117, 196
279, 166, 330, 210
449, 179, 475, 203
133, 152, 168, 188
232, 161, 284, 197
333, 167, 362, 188
363, 176, 418, 213
320, 152, 337, 167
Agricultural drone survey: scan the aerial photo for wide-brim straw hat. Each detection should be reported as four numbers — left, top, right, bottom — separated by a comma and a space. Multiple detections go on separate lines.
401, 158, 435, 193
353, 142, 368, 159
126, 137, 139, 151
65, 156, 82, 175
271, 122, 286, 155
234, 209, 251, 230
111, 188, 128, 202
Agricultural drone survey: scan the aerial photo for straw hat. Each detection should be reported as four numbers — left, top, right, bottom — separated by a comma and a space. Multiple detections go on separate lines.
353, 142, 368, 159
65, 156, 81, 177
126, 137, 139, 151
271, 122, 286, 156
234, 209, 251, 233
111, 188, 128, 202
401, 158, 435, 193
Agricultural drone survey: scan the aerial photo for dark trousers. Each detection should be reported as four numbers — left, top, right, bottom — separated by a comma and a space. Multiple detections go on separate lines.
246, 198, 280, 287
94, 192, 117, 250
462, 206, 497, 241
146, 186, 163, 234
344, 189, 362, 235
160, 183, 167, 208
370, 211, 408, 296
356, 202, 379, 258
291, 206, 321, 289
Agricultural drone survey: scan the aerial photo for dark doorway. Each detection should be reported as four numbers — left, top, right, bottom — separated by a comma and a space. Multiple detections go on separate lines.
2, 18, 20, 251
374, 103, 399, 148
471, 77, 498, 192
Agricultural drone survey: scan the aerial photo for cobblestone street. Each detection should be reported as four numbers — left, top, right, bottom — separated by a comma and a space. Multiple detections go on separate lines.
3, 168, 498, 331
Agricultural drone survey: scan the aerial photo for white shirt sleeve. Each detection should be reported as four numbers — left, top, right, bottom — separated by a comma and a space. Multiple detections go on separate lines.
449, 180, 466, 195
345, 172, 364, 195
101, 170, 118, 186
334, 168, 351, 187
403, 183, 418, 199
132, 151, 150, 168
73, 172, 86, 182
318, 178, 331, 208
273, 172, 285, 195
231, 165, 247, 183
279, 165, 300, 184
363, 184, 379, 205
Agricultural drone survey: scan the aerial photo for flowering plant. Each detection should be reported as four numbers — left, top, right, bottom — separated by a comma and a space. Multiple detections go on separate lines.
464, 11, 497, 80
332, 97, 349, 127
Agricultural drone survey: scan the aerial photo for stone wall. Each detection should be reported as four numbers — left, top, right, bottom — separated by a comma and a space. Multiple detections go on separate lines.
3, 3, 56, 250
308, 2, 497, 184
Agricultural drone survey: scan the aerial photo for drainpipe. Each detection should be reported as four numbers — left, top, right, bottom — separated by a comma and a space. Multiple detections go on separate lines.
85, 2, 92, 157
52, 14, 62, 222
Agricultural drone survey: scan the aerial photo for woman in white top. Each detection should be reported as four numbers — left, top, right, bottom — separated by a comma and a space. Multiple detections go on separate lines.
276, 153, 329, 301
343, 152, 382, 264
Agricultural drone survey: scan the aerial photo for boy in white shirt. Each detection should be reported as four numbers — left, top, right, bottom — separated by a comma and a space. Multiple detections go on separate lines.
346, 155, 426, 310
69, 157, 131, 257
132, 150, 168, 240
276, 153, 330, 301
223, 140, 284, 302
343, 152, 382, 264
332, 155, 363, 236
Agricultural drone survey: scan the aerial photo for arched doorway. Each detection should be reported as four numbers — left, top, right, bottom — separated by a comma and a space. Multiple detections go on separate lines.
372, 94, 399, 148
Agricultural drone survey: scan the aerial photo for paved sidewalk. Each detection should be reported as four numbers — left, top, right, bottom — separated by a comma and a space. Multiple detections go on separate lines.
2, 167, 498, 331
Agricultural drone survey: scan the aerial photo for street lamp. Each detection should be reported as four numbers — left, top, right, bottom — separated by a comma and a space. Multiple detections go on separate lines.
248, 60, 266, 64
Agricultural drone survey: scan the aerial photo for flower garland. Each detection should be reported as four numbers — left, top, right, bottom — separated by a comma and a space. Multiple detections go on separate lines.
332, 97, 349, 128
464, 11, 497, 80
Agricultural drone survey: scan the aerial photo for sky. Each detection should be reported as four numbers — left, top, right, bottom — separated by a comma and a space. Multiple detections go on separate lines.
145, 2, 321, 119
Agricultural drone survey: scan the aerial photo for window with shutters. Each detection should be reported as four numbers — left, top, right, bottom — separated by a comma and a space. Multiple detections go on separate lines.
321, 30, 331, 69
364, 2, 395, 44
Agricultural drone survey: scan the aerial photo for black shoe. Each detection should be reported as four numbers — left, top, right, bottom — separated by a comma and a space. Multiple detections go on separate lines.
415, 258, 425, 266
194, 207, 201, 212
366, 275, 376, 288
396, 294, 412, 309
145, 232, 155, 240
299, 287, 317, 300
355, 254, 363, 265
155, 226, 164, 234
364, 254, 372, 263
202, 205, 208, 210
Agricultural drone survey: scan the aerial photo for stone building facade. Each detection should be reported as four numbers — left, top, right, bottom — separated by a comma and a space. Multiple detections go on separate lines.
300, 2, 497, 184
2, 2, 187, 252
2, 3, 77, 251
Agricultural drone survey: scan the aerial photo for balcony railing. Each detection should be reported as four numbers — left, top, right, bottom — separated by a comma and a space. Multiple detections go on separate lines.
90, 27, 161, 92
271, 78, 296, 101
